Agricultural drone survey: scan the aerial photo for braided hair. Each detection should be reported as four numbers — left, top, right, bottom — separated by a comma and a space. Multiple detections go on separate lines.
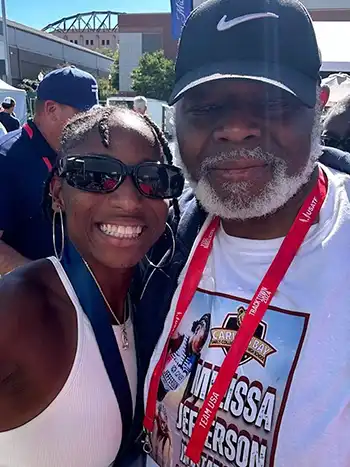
42, 105, 181, 221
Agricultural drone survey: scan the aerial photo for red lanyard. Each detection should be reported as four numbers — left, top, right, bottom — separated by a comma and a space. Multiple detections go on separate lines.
144, 168, 327, 463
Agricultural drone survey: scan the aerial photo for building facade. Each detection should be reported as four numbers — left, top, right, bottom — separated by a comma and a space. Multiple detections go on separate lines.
43, 12, 120, 51
306, 1, 350, 21
53, 31, 118, 51
193, 0, 350, 19
0, 19, 113, 85
118, 13, 177, 92
0, 21, 5, 80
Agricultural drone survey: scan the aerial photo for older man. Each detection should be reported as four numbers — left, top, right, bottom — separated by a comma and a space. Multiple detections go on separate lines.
139, 0, 350, 466
133, 96, 148, 115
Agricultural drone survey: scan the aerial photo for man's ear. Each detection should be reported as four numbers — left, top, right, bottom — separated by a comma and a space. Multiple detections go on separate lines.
320, 85, 330, 109
44, 100, 60, 123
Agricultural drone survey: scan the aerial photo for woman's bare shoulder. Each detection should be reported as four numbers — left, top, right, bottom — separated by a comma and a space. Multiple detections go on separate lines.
0, 260, 57, 345
1, 260, 50, 306
0, 260, 76, 430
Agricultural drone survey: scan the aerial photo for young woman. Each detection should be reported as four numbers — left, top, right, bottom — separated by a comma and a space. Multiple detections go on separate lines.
0, 106, 184, 467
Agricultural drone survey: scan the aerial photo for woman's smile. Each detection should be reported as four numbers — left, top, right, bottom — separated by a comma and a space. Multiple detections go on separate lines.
98, 223, 144, 239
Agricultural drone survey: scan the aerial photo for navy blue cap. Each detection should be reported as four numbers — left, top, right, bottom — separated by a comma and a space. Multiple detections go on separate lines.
170, 0, 321, 107
37, 66, 99, 111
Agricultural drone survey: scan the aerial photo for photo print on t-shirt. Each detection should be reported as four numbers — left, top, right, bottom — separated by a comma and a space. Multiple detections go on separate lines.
149, 288, 309, 467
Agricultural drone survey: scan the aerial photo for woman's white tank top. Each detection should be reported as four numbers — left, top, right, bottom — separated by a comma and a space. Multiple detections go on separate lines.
0, 257, 138, 467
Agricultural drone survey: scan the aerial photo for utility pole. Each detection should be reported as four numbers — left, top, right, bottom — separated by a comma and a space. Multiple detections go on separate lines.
1, 0, 11, 84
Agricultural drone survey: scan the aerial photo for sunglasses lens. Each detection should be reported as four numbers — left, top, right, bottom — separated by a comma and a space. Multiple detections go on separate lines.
61, 157, 185, 198
136, 164, 184, 199
64, 157, 124, 193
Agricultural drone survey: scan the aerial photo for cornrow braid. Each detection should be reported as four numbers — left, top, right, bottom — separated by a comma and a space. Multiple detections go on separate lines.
60, 105, 118, 154
142, 114, 180, 223
97, 106, 115, 148
143, 114, 173, 165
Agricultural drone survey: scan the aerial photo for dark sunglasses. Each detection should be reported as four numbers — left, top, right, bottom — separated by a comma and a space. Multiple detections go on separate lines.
58, 155, 185, 199
322, 134, 350, 153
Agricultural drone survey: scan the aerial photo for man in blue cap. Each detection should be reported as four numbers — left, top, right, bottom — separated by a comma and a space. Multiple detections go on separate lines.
0, 66, 98, 274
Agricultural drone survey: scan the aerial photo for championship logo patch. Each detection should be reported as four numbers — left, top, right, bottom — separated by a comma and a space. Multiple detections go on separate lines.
209, 306, 276, 366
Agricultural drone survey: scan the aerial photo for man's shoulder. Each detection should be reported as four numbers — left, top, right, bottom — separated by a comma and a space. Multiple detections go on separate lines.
169, 188, 205, 237
0, 112, 8, 123
320, 146, 350, 174
165, 188, 207, 263
178, 187, 197, 213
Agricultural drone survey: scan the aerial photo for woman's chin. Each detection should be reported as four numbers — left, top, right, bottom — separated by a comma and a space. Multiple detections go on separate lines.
90, 252, 141, 270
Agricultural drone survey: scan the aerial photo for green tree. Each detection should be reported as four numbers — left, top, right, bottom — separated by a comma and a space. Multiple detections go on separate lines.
97, 77, 117, 101
95, 48, 115, 59
131, 51, 175, 102
110, 50, 119, 91
96, 48, 119, 90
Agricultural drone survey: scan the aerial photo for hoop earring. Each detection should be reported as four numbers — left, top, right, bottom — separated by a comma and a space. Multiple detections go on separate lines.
145, 223, 175, 269
52, 207, 65, 261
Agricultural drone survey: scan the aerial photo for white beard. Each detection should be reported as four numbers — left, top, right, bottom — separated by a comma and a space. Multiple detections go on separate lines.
177, 102, 323, 221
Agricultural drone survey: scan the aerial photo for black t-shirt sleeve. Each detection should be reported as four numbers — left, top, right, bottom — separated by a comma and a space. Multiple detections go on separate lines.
12, 117, 20, 131
0, 155, 18, 232
0, 113, 20, 132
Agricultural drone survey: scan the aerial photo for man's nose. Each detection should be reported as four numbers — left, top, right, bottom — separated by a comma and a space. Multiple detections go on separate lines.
213, 110, 261, 144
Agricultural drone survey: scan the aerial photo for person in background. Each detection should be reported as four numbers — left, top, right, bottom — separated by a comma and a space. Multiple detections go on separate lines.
0, 66, 98, 275
0, 121, 7, 138
322, 94, 350, 153
0, 97, 20, 132
140, 0, 350, 466
133, 96, 148, 115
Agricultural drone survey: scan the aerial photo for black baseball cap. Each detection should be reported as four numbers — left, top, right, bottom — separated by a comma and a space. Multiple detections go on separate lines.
169, 0, 321, 107
37, 66, 99, 111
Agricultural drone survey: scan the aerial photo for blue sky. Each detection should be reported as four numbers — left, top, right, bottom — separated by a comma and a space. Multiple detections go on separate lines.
7, 0, 171, 30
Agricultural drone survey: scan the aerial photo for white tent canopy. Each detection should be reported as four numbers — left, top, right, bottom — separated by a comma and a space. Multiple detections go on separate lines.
321, 73, 350, 107
314, 22, 350, 73
0, 80, 27, 124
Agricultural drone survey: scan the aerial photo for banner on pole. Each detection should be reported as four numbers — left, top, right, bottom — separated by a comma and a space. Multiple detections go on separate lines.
170, 0, 193, 40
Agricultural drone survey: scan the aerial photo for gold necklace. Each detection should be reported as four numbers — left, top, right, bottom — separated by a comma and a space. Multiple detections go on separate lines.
83, 260, 130, 350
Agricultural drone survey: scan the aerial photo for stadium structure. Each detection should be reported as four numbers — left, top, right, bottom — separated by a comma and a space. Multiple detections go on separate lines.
42, 11, 123, 51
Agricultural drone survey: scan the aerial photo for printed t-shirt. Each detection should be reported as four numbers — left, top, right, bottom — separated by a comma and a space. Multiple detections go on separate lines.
145, 164, 350, 467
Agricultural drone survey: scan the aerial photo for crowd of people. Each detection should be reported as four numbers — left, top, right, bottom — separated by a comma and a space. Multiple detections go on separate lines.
0, 0, 350, 466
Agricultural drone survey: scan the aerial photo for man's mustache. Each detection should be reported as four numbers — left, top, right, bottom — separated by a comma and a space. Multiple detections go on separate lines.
198, 147, 279, 176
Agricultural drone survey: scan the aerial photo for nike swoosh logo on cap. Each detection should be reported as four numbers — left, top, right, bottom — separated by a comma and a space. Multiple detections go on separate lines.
217, 12, 279, 32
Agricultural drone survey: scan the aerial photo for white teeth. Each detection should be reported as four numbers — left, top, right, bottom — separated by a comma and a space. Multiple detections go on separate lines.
99, 224, 143, 239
